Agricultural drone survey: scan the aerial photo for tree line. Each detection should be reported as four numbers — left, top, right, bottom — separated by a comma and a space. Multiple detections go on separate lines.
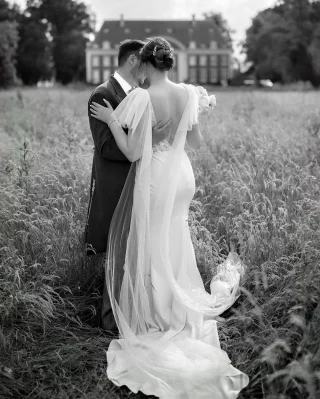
0, 0, 319, 88
243, 0, 320, 87
0, 0, 94, 87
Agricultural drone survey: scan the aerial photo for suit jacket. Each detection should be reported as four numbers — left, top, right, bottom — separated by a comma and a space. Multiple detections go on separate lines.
85, 75, 131, 255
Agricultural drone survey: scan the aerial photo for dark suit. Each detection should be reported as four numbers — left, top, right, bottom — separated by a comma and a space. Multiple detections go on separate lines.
85, 75, 131, 330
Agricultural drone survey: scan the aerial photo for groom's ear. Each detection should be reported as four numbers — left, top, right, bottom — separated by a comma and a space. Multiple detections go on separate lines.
127, 54, 139, 67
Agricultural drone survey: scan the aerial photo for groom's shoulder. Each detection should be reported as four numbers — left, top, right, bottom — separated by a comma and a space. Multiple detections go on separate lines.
91, 81, 111, 95
90, 80, 115, 100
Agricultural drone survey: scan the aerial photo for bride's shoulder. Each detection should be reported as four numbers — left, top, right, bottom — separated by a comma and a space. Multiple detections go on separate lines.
129, 87, 149, 99
178, 82, 196, 92
126, 88, 150, 106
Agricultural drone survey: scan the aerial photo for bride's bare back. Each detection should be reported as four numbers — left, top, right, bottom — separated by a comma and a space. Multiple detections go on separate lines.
148, 80, 201, 149
148, 82, 188, 137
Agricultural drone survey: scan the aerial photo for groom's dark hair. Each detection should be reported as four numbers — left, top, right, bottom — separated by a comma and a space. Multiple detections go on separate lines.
118, 39, 145, 67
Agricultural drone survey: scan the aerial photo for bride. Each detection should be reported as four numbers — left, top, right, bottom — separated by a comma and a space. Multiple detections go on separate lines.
90, 37, 249, 398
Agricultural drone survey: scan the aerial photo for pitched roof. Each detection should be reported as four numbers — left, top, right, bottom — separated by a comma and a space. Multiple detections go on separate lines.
93, 19, 228, 49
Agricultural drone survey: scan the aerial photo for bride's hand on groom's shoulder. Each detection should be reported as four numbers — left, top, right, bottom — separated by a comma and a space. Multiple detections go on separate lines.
152, 119, 172, 146
90, 99, 114, 125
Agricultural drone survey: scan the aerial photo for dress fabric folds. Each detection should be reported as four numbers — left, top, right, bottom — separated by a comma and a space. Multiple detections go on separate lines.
105, 84, 249, 398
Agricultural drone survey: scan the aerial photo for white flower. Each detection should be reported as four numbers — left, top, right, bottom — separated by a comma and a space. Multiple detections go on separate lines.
195, 86, 216, 115
196, 86, 208, 97
199, 95, 209, 115
208, 95, 216, 109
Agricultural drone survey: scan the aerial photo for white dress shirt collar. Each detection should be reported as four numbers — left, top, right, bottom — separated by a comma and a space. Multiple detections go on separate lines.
113, 71, 132, 95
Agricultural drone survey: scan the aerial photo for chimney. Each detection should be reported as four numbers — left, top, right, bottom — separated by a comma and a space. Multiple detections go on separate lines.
120, 14, 125, 28
192, 14, 196, 27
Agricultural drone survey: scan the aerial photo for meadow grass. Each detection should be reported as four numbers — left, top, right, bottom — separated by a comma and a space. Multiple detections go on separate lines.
0, 87, 320, 399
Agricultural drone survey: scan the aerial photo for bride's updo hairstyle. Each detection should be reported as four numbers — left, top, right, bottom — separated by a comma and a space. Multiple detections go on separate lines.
140, 37, 174, 71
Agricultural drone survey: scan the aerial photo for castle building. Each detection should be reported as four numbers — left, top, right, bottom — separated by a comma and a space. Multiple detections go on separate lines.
86, 15, 233, 85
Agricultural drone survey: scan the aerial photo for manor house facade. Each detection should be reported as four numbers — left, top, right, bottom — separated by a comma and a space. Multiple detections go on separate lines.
86, 15, 233, 85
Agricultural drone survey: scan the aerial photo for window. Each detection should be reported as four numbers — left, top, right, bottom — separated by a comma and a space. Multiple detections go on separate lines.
113, 56, 118, 67
199, 68, 207, 83
209, 68, 218, 83
189, 41, 196, 49
92, 55, 100, 67
210, 55, 218, 66
199, 55, 207, 66
188, 55, 197, 66
103, 56, 111, 67
189, 68, 197, 83
189, 55, 197, 83
220, 54, 229, 67
103, 69, 111, 81
198, 55, 208, 83
92, 69, 100, 84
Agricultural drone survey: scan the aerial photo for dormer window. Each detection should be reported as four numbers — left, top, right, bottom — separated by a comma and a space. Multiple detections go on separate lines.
103, 28, 109, 34
189, 41, 196, 49
167, 28, 172, 34
124, 28, 130, 34
102, 41, 111, 49
145, 28, 151, 33
210, 40, 217, 49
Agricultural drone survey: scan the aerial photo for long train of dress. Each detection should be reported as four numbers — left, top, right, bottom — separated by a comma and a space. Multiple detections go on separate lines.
105, 85, 249, 398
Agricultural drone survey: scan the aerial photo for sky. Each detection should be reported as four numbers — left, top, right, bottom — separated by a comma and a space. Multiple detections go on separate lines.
13, 0, 277, 59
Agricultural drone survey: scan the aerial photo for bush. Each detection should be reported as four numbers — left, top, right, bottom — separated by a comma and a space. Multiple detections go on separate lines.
0, 21, 19, 88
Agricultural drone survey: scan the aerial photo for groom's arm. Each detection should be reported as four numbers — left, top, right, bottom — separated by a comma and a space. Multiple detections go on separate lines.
88, 91, 129, 162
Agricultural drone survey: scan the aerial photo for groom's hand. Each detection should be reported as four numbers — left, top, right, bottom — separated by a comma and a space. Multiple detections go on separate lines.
152, 119, 172, 146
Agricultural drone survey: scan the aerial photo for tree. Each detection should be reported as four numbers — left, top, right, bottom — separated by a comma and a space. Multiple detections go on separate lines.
0, 0, 20, 22
0, 1, 19, 87
243, 9, 293, 83
16, 15, 52, 85
26, 0, 93, 84
243, 0, 320, 87
204, 12, 234, 49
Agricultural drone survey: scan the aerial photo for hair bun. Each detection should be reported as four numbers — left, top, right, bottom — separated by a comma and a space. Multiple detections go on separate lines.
140, 37, 175, 72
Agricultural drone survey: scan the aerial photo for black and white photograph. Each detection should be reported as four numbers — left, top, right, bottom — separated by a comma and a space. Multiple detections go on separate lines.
1, 0, 320, 398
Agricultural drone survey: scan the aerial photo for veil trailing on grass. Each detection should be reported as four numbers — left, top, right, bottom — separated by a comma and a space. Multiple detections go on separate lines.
104, 85, 248, 398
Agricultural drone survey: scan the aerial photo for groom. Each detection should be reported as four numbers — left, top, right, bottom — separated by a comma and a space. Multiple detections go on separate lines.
85, 39, 170, 331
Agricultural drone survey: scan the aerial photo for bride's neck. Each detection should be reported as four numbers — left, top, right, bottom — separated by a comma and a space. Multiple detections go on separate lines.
149, 71, 168, 86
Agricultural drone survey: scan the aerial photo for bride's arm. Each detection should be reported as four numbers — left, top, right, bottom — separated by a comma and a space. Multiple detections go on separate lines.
186, 123, 203, 150
90, 98, 172, 162
90, 100, 138, 162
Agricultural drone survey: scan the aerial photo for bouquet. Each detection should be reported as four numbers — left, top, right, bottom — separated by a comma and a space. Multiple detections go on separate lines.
195, 86, 217, 116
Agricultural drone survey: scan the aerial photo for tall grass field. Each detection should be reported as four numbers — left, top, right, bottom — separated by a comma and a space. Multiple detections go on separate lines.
0, 87, 320, 399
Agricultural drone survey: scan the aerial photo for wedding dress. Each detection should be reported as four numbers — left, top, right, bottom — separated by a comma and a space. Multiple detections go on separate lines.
105, 84, 249, 398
